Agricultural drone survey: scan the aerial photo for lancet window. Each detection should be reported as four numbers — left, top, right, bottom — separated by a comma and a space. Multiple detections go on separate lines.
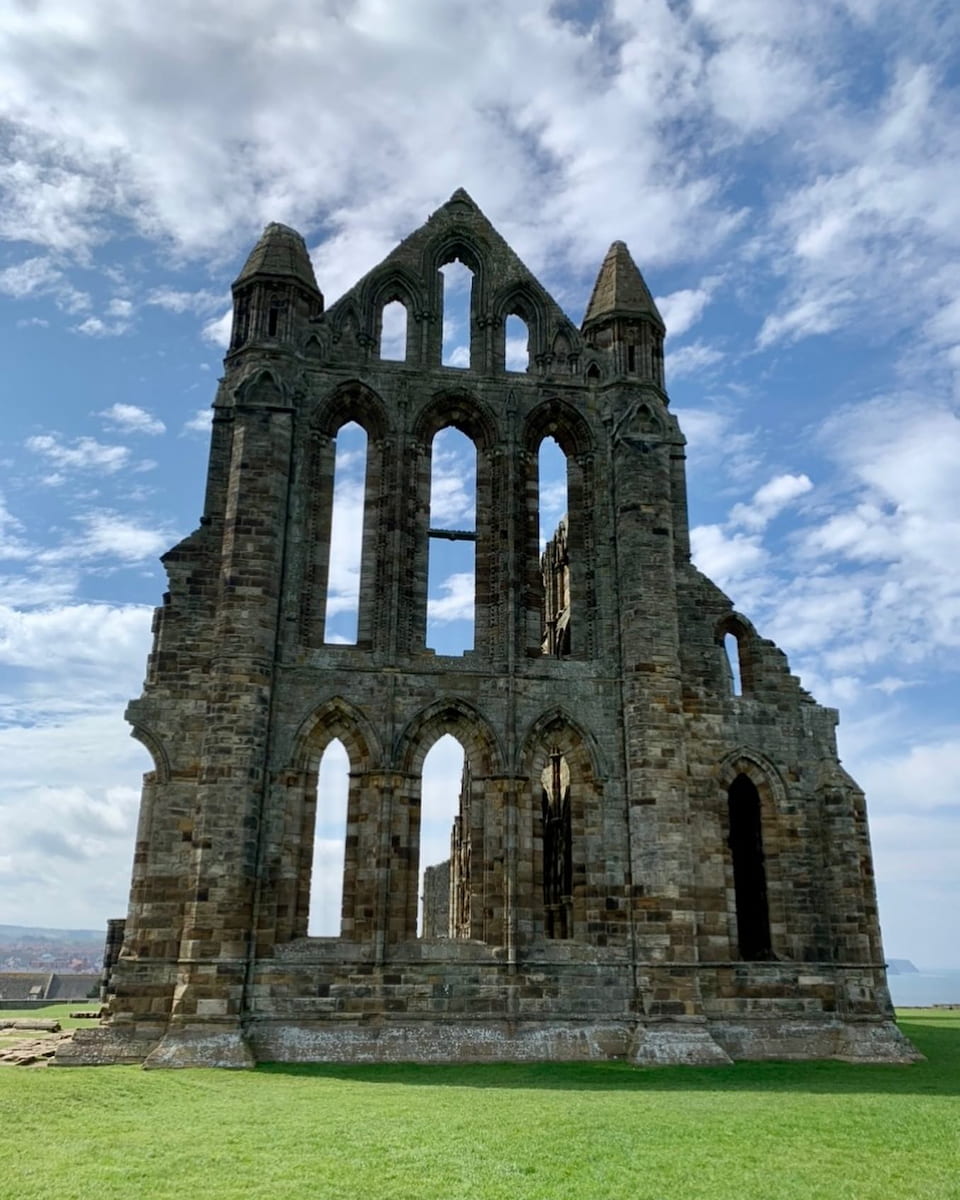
727, 773, 773, 960
426, 426, 477, 656
541, 749, 573, 938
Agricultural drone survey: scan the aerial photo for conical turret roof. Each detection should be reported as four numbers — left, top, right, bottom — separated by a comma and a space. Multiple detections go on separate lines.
582, 241, 664, 331
234, 222, 320, 292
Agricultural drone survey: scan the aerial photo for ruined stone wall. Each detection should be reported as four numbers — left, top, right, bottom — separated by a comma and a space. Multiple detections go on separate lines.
64, 193, 911, 1070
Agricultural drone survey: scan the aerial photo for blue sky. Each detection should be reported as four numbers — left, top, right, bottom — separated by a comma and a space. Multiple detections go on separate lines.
0, 0, 958, 964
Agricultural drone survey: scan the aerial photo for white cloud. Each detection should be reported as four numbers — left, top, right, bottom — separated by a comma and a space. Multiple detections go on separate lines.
202, 309, 232, 348
146, 286, 224, 315
0, 712, 151, 928
690, 523, 765, 587
73, 311, 132, 337
666, 340, 724, 379
0, 255, 62, 297
730, 472, 813, 531
0, 602, 153, 671
97, 403, 166, 436
26, 433, 130, 474
74, 512, 172, 562
181, 408, 213, 435
658, 286, 713, 337
430, 435, 476, 527
427, 572, 475, 623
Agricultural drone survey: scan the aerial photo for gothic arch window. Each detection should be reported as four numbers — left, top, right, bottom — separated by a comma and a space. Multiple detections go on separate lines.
395, 700, 503, 944
323, 421, 368, 644
419, 733, 465, 938
290, 699, 381, 944
522, 712, 604, 943
538, 436, 570, 657
505, 313, 530, 371
717, 617, 755, 696
308, 738, 349, 936
379, 298, 408, 361
441, 260, 474, 367
427, 425, 477, 655
724, 633, 743, 695
727, 773, 773, 960
302, 384, 388, 650
408, 395, 496, 658
524, 402, 595, 659
541, 748, 573, 938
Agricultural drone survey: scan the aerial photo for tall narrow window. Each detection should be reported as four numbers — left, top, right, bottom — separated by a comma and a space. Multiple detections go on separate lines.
541, 749, 572, 938
427, 426, 476, 655
441, 260, 473, 367
724, 632, 743, 696
505, 313, 530, 371
324, 421, 367, 644
308, 739, 349, 936
727, 774, 773, 960
380, 299, 407, 361
539, 436, 570, 657
419, 734, 465, 937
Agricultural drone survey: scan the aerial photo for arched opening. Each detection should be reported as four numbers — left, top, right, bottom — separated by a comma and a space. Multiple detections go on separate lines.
539, 436, 570, 657
308, 738, 349, 936
441, 260, 474, 367
724, 632, 743, 696
541, 748, 572, 938
419, 734, 465, 938
427, 426, 476, 656
324, 421, 368, 643
505, 313, 530, 371
727, 773, 773, 960
380, 299, 407, 361
585, 361, 601, 381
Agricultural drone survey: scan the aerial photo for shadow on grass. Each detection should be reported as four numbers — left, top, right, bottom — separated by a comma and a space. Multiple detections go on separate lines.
255, 1016, 958, 1097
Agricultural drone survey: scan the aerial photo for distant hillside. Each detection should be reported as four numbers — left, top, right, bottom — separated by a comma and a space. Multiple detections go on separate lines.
887, 959, 919, 974
0, 925, 104, 943
0, 924, 104, 973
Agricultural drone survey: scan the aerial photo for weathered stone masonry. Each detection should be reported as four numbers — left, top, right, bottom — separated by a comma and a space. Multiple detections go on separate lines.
61, 190, 916, 1068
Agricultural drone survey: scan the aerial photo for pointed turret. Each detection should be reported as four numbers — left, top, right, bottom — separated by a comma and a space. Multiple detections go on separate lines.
229, 223, 323, 353
581, 242, 665, 389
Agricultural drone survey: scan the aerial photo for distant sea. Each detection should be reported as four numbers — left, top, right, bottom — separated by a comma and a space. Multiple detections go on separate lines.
887, 968, 960, 1008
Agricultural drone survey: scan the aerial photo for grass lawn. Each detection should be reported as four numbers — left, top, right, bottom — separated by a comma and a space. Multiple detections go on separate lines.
0, 1008, 956, 1200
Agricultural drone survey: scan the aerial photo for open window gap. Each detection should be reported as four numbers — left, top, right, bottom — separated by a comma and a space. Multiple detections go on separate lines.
728, 774, 773, 960
419, 735, 465, 937
441, 260, 473, 367
427, 426, 476, 656
308, 739, 349, 936
724, 632, 743, 696
380, 299, 407, 361
541, 749, 573, 938
539, 436, 570, 657
505, 313, 530, 371
324, 421, 367, 644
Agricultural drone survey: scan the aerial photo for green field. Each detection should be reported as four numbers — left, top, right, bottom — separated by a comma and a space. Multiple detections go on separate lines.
1, 1009, 957, 1200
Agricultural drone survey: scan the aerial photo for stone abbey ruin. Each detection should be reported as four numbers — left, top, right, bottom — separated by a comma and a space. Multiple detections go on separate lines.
64, 190, 916, 1067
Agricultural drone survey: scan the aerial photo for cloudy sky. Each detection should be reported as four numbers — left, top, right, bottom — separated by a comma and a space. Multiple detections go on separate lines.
0, 0, 958, 964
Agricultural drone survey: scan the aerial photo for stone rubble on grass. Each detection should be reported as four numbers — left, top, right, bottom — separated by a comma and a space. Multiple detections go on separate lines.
0, 1018, 61, 1031
0, 1030, 74, 1067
